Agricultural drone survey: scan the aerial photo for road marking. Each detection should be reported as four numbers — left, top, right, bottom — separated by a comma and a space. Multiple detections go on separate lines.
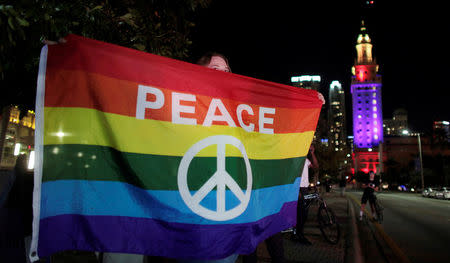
348, 200, 364, 263
347, 193, 412, 263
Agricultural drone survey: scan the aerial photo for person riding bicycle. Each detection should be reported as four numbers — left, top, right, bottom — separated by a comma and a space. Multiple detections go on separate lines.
359, 171, 380, 221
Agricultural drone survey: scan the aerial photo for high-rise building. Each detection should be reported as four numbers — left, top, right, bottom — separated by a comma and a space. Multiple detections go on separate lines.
383, 108, 408, 136
433, 121, 450, 143
291, 75, 321, 91
328, 81, 347, 152
350, 21, 383, 174
291, 75, 326, 143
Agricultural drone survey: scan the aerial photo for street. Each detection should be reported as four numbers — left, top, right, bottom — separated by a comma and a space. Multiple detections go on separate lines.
349, 191, 450, 263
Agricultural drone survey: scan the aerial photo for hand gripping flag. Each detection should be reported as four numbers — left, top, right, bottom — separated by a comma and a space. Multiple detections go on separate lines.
31, 34, 322, 261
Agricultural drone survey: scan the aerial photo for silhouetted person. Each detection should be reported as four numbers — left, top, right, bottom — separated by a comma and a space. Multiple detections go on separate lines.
339, 176, 347, 197
294, 145, 319, 245
1, 154, 34, 263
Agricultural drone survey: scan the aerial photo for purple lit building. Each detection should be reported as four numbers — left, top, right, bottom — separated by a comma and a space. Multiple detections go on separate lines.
350, 21, 383, 174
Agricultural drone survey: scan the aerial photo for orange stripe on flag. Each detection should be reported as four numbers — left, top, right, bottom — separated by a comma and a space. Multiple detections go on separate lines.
45, 69, 320, 134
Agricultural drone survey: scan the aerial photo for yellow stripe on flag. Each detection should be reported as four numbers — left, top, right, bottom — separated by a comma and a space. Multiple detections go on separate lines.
44, 107, 314, 159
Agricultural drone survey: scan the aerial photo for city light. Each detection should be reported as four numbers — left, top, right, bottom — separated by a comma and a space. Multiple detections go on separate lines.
291, 76, 300, 82
291, 75, 321, 82
14, 143, 21, 156
52, 147, 59, 155
402, 129, 409, 135
28, 151, 35, 169
330, 81, 342, 89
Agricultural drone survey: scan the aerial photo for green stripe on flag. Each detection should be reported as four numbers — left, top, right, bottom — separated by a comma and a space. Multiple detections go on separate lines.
43, 144, 305, 190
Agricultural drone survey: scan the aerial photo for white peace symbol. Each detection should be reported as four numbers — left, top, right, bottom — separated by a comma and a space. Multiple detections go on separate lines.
177, 135, 252, 221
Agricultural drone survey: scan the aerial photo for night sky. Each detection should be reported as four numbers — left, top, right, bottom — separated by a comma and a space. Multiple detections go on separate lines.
190, 0, 450, 133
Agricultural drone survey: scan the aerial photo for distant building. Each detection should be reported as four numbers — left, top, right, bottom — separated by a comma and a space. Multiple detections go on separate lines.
433, 121, 450, 143
291, 75, 321, 91
328, 81, 347, 152
350, 21, 383, 174
291, 75, 326, 144
0, 106, 35, 169
384, 134, 450, 175
383, 108, 408, 136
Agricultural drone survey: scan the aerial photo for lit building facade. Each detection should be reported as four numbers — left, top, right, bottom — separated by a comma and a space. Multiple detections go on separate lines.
328, 81, 347, 152
291, 75, 326, 143
350, 21, 383, 174
433, 121, 450, 143
0, 106, 36, 169
383, 108, 408, 136
291, 75, 321, 91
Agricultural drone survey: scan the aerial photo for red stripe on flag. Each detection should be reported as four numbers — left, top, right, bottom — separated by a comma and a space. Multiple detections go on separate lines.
45, 34, 322, 110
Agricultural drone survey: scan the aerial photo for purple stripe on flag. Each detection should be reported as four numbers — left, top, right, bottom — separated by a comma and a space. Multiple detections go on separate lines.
37, 201, 297, 260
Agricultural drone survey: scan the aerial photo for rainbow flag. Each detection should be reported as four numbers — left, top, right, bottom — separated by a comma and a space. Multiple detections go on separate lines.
31, 34, 322, 260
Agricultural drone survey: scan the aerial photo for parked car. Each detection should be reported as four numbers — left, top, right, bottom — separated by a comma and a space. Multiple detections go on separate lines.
437, 186, 450, 199
422, 187, 433, 197
444, 188, 450, 200
428, 188, 439, 198
435, 188, 445, 199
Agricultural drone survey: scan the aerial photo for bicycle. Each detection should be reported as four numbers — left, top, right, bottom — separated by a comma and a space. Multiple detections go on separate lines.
360, 192, 384, 224
299, 186, 341, 244
372, 194, 384, 223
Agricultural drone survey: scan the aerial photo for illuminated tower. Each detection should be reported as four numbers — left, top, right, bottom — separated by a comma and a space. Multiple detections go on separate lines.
351, 21, 383, 173
328, 81, 347, 152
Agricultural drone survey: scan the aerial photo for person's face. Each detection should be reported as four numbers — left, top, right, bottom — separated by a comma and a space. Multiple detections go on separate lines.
369, 172, 375, 180
206, 56, 230, 72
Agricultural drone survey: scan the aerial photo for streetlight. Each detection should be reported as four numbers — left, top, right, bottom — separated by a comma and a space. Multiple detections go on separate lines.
418, 133, 424, 191
402, 129, 424, 190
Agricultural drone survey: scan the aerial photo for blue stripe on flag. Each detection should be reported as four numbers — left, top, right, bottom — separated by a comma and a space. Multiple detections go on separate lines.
40, 177, 300, 225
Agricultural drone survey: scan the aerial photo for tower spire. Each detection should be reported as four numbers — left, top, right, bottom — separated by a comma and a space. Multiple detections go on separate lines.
355, 20, 373, 65
357, 20, 371, 44
361, 20, 366, 31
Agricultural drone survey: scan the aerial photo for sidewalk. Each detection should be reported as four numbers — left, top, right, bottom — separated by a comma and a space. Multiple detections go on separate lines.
237, 191, 350, 263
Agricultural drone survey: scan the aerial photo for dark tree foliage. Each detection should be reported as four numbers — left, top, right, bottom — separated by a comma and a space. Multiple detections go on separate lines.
0, 0, 210, 110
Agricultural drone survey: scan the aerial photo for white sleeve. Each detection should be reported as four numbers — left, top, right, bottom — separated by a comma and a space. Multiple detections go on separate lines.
305, 158, 311, 168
